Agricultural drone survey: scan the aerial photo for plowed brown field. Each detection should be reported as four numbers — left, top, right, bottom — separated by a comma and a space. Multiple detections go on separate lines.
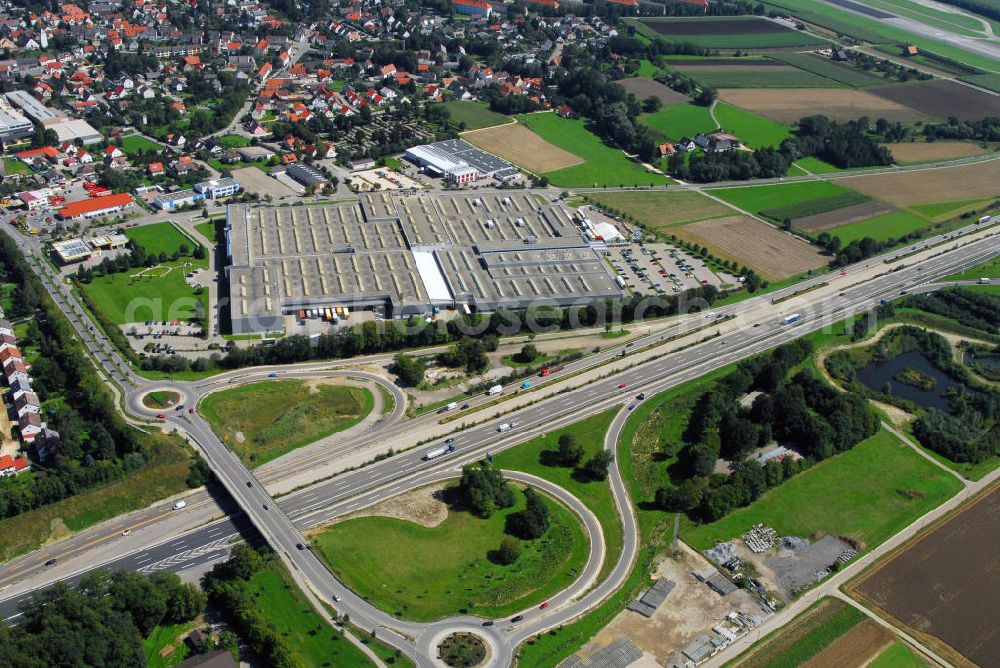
463, 122, 582, 174
842, 160, 1000, 206
718, 88, 926, 123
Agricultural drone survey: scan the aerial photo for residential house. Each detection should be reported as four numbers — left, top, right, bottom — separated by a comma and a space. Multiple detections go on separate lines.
18, 412, 43, 442
14, 391, 40, 419
0, 455, 30, 476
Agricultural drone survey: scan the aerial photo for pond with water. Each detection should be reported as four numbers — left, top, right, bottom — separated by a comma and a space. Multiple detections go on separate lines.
856, 350, 961, 411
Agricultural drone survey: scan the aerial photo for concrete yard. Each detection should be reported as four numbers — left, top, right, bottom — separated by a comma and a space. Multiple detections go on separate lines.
232, 166, 299, 199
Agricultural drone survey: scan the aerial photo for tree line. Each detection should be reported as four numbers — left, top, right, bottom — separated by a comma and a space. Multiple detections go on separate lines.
0, 234, 201, 520
654, 340, 879, 521
0, 570, 206, 666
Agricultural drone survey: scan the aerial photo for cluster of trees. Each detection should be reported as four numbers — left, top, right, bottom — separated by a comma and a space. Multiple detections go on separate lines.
438, 335, 500, 374
204, 545, 302, 668
818, 230, 925, 268
0, 570, 205, 666
458, 462, 515, 518
507, 487, 551, 539
846, 51, 930, 83
390, 353, 426, 387
901, 289, 1000, 336
548, 433, 614, 481
668, 115, 892, 183
655, 340, 879, 521
923, 117, 1000, 141
0, 234, 199, 519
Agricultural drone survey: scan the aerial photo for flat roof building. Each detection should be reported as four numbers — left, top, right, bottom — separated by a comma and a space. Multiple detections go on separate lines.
405, 139, 520, 182
284, 163, 329, 188
225, 192, 623, 334
4, 90, 61, 124
0, 105, 34, 142
52, 238, 94, 263
195, 178, 241, 199
50, 119, 102, 145
153, 189, 204, 211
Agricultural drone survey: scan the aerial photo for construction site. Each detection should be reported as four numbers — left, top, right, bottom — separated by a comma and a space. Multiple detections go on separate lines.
224, 192, 624, 334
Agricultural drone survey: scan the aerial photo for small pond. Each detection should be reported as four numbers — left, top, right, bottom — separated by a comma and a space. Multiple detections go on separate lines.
856, 350, 961, 411
964, 352, 1000, 369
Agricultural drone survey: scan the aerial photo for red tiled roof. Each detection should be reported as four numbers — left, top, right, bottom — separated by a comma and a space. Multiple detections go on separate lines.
59, 192, 133, 217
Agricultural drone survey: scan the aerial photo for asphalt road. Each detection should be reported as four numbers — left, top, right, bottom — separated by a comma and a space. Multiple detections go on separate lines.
1, 214, 997, 666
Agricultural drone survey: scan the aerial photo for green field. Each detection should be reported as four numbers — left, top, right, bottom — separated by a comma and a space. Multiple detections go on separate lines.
730, 597, 866, 668
770, 53, 891, 88
869, 641, 927, 668
144, 621, 198, 668
829, 209, 932, 243
709, 180, 852, 216
124, 222, 202, 258
684, 429, 963, 552
217, 134, 250, 148
678, 67, 837, 89
3, 158, 31, 175
445, 100, 510, 130
628, 17, 827, 49
0, 434, 192, 562
585, 190, 731, 229
492, 410, 622, 581
313, 486, 588, 621
80, 261, 208, 324
793, 156, 845, 174
120, 135, 164, 156
909, 198, 994, 220
959, 73, 1000, 93
758, 191, 871, 222
249, 561, 378, 668
517, 114, 670, 187
714, 102, 793, 149
200, 380, 374, 467
639, 103, 717, 142
945, 255, 1000, 281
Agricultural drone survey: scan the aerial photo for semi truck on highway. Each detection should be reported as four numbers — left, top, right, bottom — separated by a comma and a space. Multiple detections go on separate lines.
783, 313, 802, 325
423, 444, 455, 461
539, 365, 562, 377
487, 384, 503, 396
497, 423, 512, 432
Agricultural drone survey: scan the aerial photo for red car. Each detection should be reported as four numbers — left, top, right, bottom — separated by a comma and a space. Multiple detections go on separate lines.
188, 407, 195, 414
617, 383, 627, 390
155, 412, 166, 420
539, 602, 550, 609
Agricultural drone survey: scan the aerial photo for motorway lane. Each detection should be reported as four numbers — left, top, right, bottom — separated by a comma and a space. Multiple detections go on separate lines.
2, 232, 995, 659
2, 224, 997, 664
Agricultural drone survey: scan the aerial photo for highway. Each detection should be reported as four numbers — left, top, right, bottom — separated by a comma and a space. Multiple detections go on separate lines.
0, 214, 996, 665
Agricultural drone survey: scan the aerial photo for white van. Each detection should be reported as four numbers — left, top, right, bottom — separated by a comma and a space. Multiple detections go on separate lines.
172, 500, 187, 510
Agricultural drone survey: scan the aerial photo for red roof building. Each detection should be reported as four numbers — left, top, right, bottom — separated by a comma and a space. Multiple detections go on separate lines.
58, 193, 134, 220
0, 455, 30, 476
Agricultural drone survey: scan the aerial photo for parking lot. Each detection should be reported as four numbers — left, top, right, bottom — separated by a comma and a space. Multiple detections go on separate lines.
606, 242, 740, 296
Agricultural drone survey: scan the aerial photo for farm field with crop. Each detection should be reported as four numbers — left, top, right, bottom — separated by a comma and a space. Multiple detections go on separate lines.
629, 16, 826, 49
678, 215, 825, 279
672, 61, 836, 89
883, 141, 988, 164
849, 485, 1000, 667
717, 88, 925, 124
585, 190, 732, 230
445, 100, 510, 130
639, 103, 716, 142
770, 52, 889, 88
464, 119, 582, 174
617, 77, 689, 105
516, 113, 669, 187
713, 103, 792, 148
870, 80, 1000, 121
842, 160, 1000, 206
709, 180, 853, 216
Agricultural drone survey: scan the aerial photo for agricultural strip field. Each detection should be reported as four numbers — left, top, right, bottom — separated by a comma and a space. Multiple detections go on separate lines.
514, 113, 669, 187
909, 198, 996, 220
670, 61, 837, 89
717, 88, 926, 124
794, 201, 896, 233
199, 380, 374, 467
709, 180, 854, 215
678, 215, 825, 279
883, 141, 988, 164
684, 429, 963, 553
616, 77, 690, 105
803, 618, 896, 668
758, 190, 870, 222
463, 120, 582, 174
629, 16, 826, 49
769, 53, 890, 88
869, 80, 1000, 121
828, 210, 935, 243
639, 103, 717, 142
584, 190, 732, 230
124, 222, 202, 258
959, 73, 1000, 94
312, 486, 588, 621
713, 103, 792, 149
841, 160, 1000, 206
730, 597, 867, 668
850, 485, 1000, 667
444, 100, 510, 130
868, 640, 927, 668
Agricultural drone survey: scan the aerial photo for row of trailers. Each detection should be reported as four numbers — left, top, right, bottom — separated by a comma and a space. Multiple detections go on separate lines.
298, 306, 350, 323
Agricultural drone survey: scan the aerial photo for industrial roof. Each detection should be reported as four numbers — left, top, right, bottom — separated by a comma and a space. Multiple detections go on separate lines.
59, 193, 134, 218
